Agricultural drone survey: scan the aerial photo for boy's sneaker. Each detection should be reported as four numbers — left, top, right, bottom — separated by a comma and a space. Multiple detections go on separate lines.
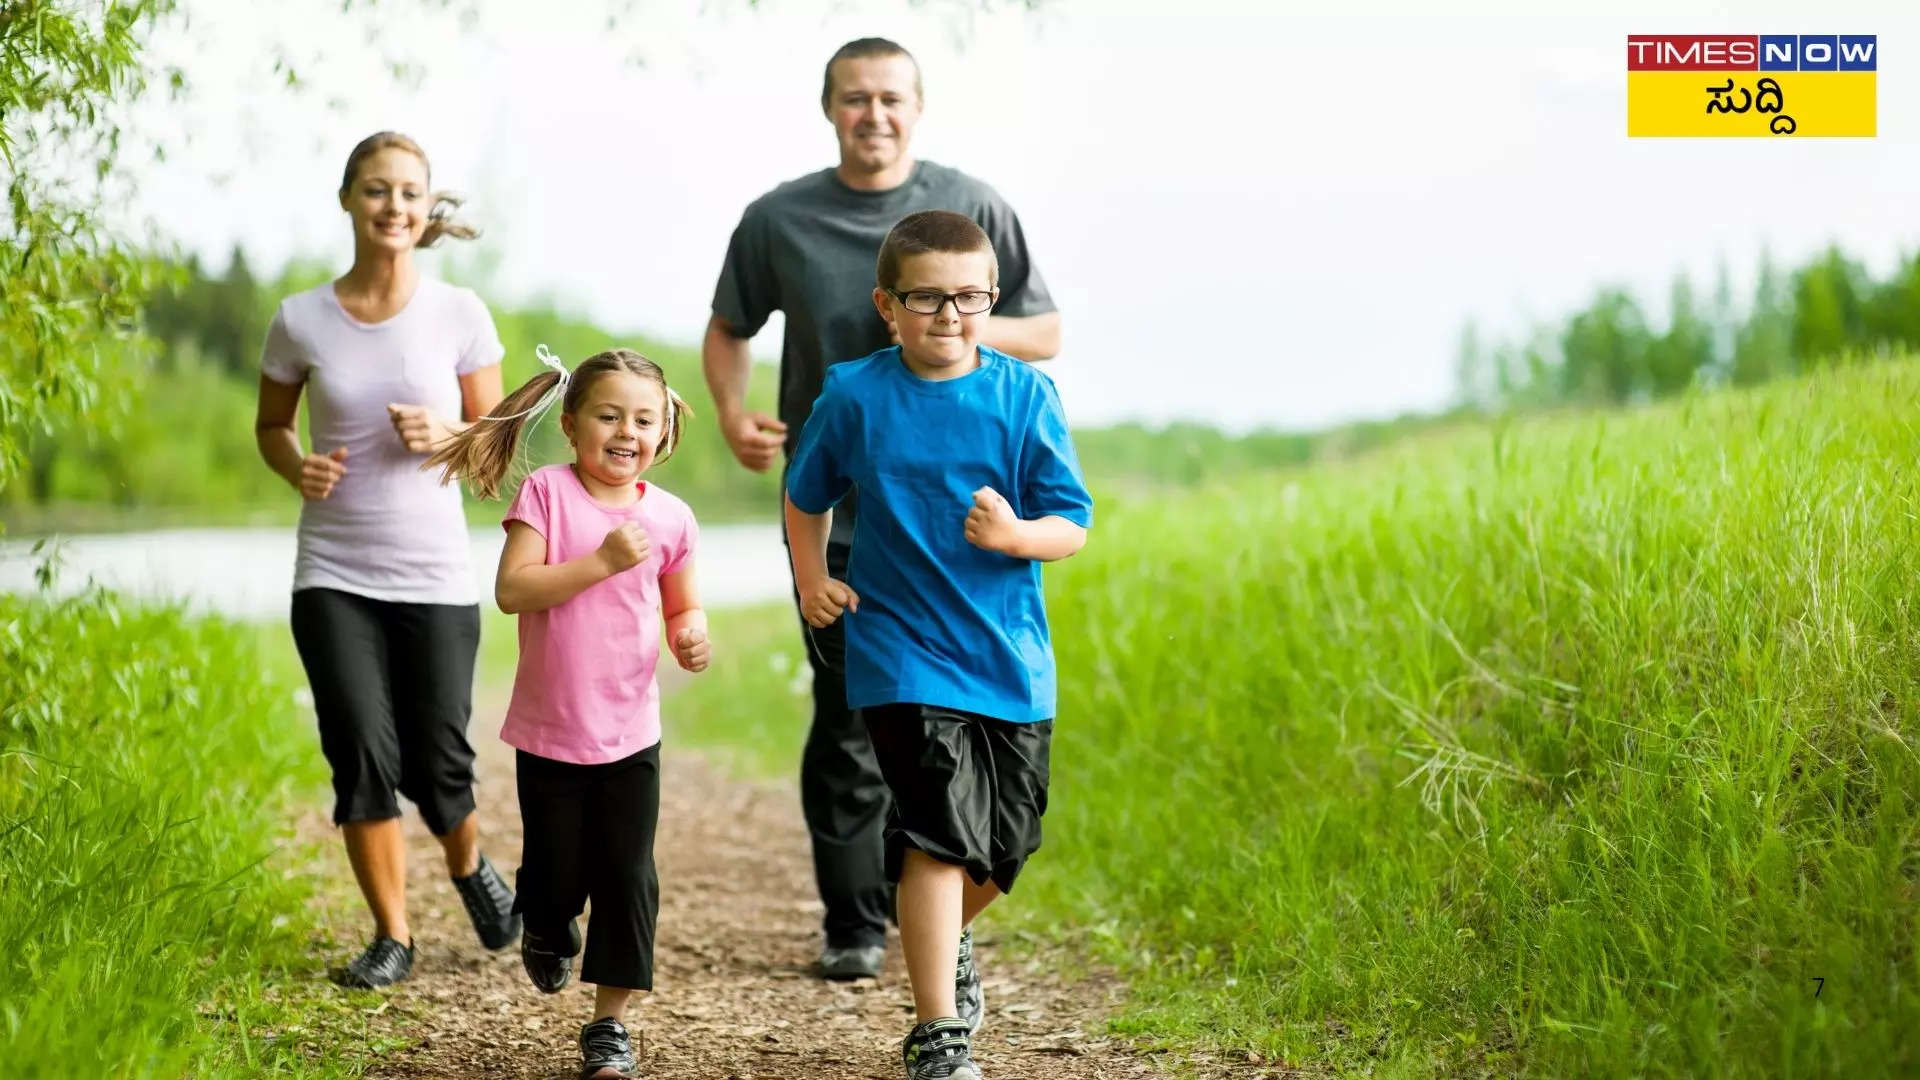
452, 854, 521, 950
333, 936, 414, 989
955, 928, 985, 1034
902, 1017, 981, 1080
522, 919, 582, 994
820, 941, 886, 980
579, 1017, 639, 1080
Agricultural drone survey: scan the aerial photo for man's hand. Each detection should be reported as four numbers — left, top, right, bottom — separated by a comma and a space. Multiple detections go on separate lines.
671, 626, 711, 672
597, 523, 651, 574
799, 577, 859, 628
721, 410, 787, 473
963, 486, 1022, 555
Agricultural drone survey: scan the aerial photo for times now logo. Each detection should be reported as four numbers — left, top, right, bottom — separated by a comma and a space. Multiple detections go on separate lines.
1626, 35, 1878, 71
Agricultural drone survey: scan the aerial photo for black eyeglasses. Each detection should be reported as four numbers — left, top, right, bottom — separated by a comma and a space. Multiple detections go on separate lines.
888, 288, 996, 316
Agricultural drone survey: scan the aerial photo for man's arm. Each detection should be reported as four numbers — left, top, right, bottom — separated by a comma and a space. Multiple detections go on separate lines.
980, 311, 1062, 363
702, 313, 787, 472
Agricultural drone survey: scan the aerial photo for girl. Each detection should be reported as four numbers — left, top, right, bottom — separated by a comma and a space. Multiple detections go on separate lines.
255, 131, 517, 990
427, 346, 708, 1080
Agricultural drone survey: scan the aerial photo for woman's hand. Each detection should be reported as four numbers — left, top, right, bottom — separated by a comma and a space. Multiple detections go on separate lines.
387, 403, 455, 454
300, 447, 349, 500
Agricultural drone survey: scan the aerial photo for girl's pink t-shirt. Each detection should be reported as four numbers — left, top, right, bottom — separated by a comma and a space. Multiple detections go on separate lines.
500, 464, 699, 765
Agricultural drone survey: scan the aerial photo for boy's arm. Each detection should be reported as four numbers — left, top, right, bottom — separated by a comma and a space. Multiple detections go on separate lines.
964, 488, 1087, 562
496, 520, 642, 614
786, 495, 860, 626
660, 564, 710, 672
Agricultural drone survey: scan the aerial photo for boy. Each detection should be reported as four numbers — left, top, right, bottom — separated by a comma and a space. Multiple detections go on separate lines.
784, 209, 1093, 1080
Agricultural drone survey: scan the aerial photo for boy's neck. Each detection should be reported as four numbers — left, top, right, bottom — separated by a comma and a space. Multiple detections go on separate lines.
898, 345, 981, 382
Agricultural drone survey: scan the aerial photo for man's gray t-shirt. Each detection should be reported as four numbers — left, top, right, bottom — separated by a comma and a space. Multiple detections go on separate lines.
712, 160, 1056, 460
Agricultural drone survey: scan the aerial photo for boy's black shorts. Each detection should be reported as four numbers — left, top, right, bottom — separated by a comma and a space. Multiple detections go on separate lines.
861, 703, 1053, 894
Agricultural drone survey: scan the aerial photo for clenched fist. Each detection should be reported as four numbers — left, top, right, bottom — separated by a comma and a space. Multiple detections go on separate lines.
387, 403, 453, 454
963, 486, 1020, 555
301, 447, 349, 500
597, 522, 651, 574
799, 577, 860, 628
671, 626, 711, 672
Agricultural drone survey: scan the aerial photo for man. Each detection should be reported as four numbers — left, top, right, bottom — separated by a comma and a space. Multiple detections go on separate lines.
703, 37, 1060, 980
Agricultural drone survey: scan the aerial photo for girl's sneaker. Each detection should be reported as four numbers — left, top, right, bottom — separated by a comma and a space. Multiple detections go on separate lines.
452, 854, 521, 950
955, 928, 985, 1034
902, 1017, 981, 1080
523, 919, 583, 994
579, 1017, 639, 1079
333, 936, 414, 989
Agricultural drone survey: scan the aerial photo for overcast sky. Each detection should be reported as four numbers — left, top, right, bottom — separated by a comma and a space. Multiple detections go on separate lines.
128, 0, 1918, 431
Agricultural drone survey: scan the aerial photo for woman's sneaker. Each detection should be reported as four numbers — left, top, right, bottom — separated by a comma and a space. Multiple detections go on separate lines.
955, 928, 985, 1034
902, 1017, 981, 1080
452, 854, 521, 950
333, 936, 414, 989
579, 1017, 639, 1079
522, 919, 582, 994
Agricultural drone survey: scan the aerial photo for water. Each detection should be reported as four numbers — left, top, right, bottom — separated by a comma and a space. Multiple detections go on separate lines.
0, 523, 791, 620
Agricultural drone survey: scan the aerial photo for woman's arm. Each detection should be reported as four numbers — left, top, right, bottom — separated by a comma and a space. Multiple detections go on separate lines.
389, 364, 507, 452
256, 375, 348, 499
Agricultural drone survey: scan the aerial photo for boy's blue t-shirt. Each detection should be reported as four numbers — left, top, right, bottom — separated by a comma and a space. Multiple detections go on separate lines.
785, 345, 1093, 723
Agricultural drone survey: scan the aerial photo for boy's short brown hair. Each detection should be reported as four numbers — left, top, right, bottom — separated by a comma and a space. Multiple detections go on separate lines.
875, 210, 999, 291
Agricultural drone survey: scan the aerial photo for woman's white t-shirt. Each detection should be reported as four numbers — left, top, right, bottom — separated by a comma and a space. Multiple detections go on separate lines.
261, 278, 506, 605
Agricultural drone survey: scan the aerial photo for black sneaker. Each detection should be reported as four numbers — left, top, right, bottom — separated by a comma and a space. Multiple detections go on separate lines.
955, 928, 984, 1034
523, 919, 582, 994
820, 940, 885, 980
333, 936, 414, 989
579, 1017, 639, 1079
452, 854, 520, 950
902, 1017, 981, 1080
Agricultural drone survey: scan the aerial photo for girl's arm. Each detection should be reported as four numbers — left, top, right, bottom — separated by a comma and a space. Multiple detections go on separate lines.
496, 520, 644, 614
660, 563, 710, 672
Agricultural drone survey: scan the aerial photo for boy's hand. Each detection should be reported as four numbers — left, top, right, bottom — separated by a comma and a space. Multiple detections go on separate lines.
387, 403, 452, 454
799, 577, 859, 628
300, 447, 349, 500
671, 626, 710, 672
597, 523, 651, 574
963, 486, 1021, 555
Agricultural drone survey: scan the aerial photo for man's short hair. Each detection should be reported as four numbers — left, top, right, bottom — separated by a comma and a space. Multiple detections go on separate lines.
876, 210, 998, 291
821, 37, 922, 111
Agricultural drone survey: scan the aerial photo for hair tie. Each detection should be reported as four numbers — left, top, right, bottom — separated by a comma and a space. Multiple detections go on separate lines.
481, 344, 570, 423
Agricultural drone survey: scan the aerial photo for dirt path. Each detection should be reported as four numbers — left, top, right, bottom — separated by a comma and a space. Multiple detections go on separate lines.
293, 729, 1263, 1079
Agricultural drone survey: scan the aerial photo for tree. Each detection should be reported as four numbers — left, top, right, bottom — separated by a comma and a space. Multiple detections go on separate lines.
1558, 289, 1651, 405
1790, 245, 1866, 366
1, 0, 176, 493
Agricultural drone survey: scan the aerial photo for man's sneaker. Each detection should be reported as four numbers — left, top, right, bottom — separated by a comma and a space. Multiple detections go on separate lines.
523, 919, 582, 994
902, 1017, 981, 1080
452, 854, 521, 950
955, 928, 985, 1034
579, 1017, 639, 1080
820, 941, 886, 980
333, 936, 414, 989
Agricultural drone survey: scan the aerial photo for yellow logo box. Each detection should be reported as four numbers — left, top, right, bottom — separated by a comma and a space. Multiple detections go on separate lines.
1627, 71, 1876, 137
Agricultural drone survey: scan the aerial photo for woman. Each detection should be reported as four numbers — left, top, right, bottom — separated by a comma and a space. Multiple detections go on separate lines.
255, 131, 518, 988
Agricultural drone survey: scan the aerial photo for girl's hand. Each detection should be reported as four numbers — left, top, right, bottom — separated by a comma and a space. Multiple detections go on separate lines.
387, 403, 453, 454
963, 486, 1021, 555
597, 523, 651, 574
672, 626, 710, 672
300, 447, 349, 500
799, 577, 859, 628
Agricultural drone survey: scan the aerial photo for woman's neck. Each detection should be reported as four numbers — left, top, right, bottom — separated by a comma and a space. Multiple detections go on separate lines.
339, 248, 417, 300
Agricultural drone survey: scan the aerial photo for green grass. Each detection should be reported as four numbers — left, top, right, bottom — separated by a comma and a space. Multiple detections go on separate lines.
668, 358, 1920, 1076
0, 589, 386, 1077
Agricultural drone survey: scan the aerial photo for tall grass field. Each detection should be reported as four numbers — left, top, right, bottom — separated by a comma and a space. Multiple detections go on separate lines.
671, 358, 1920, 1077
0, 589, 373, 1077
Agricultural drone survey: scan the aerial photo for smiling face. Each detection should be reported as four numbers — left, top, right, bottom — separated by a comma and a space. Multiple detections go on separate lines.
825, 53, 922, 179
875, 249, 999, 379
338, 146, 429, 254
560, 370, 668, 496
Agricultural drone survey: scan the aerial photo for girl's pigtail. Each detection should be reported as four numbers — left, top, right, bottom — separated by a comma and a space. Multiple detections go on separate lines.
425, 369, 562, 499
